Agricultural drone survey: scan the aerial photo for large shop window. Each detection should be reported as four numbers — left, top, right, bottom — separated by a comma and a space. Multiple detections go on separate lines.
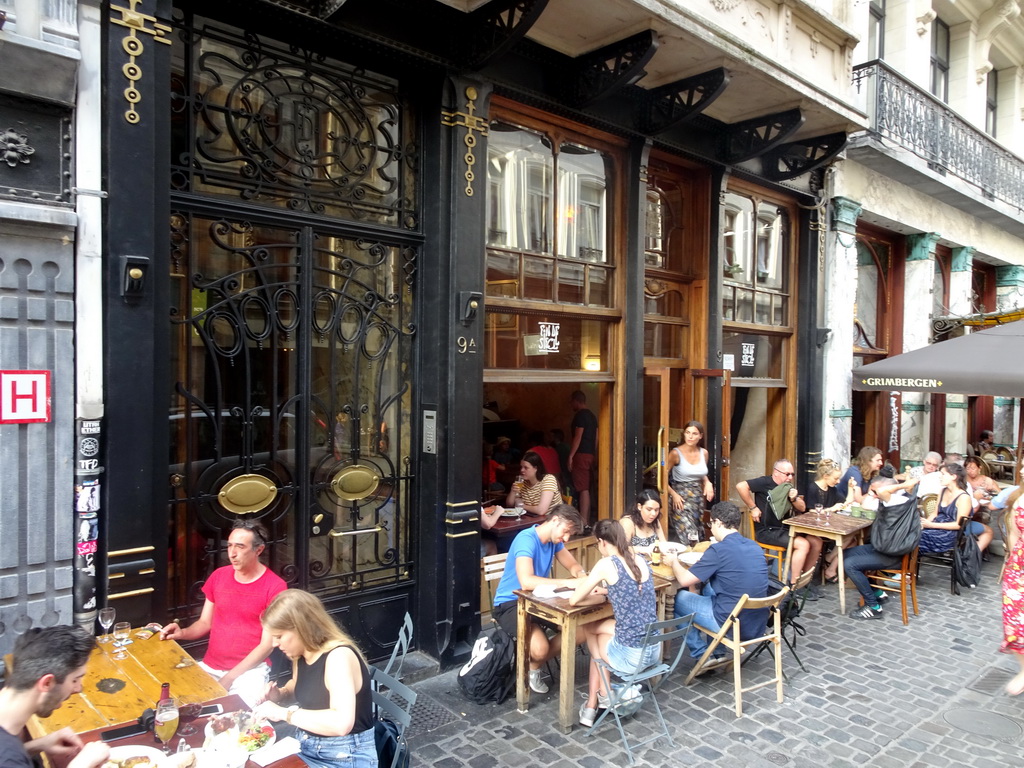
486, 124, 614, 308
720, 188, 796, 485
721, 193, 789, 327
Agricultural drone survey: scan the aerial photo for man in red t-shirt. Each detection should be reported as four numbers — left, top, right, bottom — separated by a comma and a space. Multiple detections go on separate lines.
160, 520, 286, 706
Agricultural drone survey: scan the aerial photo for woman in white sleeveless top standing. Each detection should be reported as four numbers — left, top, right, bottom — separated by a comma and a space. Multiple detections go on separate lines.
666, 421, 714, 543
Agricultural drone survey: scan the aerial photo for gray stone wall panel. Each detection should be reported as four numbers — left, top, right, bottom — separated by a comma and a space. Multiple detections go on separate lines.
0, 216, 76, 655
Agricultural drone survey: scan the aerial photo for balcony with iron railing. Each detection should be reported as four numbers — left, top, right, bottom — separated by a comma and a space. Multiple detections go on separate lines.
852, 60, 1024, 214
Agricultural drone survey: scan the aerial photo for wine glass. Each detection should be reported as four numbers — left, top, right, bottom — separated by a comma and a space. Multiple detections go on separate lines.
154, 699, 180, 754
111, 622, 131, 660
688, 530, 699, 550
176, 695, 202, 736
814, 504, 824, 522
98, 607, 116, 643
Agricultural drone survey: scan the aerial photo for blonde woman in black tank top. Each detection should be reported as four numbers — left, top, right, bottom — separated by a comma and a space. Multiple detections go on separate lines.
255, 589, 378, 767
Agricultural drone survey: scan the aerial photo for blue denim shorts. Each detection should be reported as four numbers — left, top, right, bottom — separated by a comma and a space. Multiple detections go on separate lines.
606, 635, 659, 675
297, 727, 378, 768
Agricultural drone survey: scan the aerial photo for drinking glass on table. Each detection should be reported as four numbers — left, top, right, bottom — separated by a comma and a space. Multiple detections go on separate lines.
814, 504, 824, 522
98, 607, 116, 643
154, 699, 180, 754
111, 622, 131, 659
688, 531, 699, 550
176, 695, 203, 736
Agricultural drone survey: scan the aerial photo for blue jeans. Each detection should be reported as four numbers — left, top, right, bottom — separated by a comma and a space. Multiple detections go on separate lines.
674, 584, 719, 659
843, 544, 901, 608
297, 727, 378, 768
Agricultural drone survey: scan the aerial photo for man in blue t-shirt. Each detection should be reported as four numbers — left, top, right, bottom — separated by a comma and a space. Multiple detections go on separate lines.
492, 504, 587, 694
669, 501, 769, 659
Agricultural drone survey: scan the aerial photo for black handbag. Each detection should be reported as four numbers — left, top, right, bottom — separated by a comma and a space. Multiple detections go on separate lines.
871, 492, 922, 556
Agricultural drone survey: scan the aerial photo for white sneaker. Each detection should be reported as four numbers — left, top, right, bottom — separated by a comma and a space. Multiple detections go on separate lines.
597, 690, 610, 709
579, 703, 598, 727
528, 669, 549, 694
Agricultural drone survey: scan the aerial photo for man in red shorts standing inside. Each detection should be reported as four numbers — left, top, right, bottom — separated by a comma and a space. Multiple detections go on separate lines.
568, 390, 598, 527
160, 520, 286, 706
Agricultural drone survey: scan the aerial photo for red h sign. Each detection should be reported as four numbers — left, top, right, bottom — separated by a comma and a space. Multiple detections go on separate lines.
0, 370, 51, 423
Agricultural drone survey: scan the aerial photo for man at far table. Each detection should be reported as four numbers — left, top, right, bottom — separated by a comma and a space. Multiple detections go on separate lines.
0, 625, 111, 768
668, 502, 769, 661
492, 504, 588, 695
736, 458, 819, 586
160, 519, 286, 706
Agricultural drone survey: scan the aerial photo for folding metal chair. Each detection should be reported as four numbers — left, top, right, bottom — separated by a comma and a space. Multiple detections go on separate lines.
588, 615, 694, 765
370, 665, 417, 768
381, 611, 414, 681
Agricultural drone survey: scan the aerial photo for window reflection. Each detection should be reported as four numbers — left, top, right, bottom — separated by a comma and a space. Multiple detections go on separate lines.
720, 191, 790, 328
486, 123, 613, 307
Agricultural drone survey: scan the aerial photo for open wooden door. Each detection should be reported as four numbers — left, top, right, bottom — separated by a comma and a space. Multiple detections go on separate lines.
683, 369, 732, 498
642, 367, 672, 537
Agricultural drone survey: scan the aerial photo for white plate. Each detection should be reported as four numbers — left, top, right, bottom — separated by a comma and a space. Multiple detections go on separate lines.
500, 509, 522, 518
679, 552, 703, 566
105, 744, 166, 767
204, 717, 276, 754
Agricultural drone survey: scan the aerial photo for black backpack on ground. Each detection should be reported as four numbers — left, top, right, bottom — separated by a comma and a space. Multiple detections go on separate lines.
952, 519, 982, 594
457, 629, 515, 705
768, 575, 803, 627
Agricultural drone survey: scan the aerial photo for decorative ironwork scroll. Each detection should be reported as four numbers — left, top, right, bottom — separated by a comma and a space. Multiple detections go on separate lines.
637, 67, 730, 136
461, 0, 548, 70
722, 107, 804, 164
561, 30, 659, 108
762, 132, 847, 181
169, 12, 417, 228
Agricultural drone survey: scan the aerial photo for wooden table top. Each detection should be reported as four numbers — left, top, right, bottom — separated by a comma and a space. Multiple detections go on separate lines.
484, 510, 542, 537
49, 695, 305, 768
783, 511, 873, 536
28, 629, 227, 739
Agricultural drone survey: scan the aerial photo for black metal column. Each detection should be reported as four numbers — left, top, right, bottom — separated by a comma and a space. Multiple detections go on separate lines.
705, 168, 727, 493
622, 138, 652, 503
796, 202, 826, 490
416, 73, 492, 667
100, 0, 173, 621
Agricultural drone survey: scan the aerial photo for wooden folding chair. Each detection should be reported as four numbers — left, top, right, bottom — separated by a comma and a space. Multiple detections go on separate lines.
863, 548, 919, 624
740, 508, 785, 580
684, 586, 790, 717
480, 553, 508, 624
743, 568, 814, 676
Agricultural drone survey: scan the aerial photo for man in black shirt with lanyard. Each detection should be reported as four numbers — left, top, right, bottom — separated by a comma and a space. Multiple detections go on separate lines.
736, 459, 821, 593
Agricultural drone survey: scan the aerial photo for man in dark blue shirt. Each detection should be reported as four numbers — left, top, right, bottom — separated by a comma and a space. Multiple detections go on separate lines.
668, 501, 769, 659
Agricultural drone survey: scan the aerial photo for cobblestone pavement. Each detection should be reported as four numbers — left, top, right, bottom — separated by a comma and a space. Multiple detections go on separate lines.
404, 558, 1024, 767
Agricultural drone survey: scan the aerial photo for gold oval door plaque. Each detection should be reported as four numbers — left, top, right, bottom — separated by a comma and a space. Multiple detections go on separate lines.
218, 474, 278, 514
331, 464, 380, 501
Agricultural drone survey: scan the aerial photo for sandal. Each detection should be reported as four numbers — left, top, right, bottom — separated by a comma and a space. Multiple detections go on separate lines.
824, 575, 839, 584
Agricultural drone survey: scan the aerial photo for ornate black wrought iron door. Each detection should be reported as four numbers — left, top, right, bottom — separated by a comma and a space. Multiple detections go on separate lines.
166, 8, 417, 639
